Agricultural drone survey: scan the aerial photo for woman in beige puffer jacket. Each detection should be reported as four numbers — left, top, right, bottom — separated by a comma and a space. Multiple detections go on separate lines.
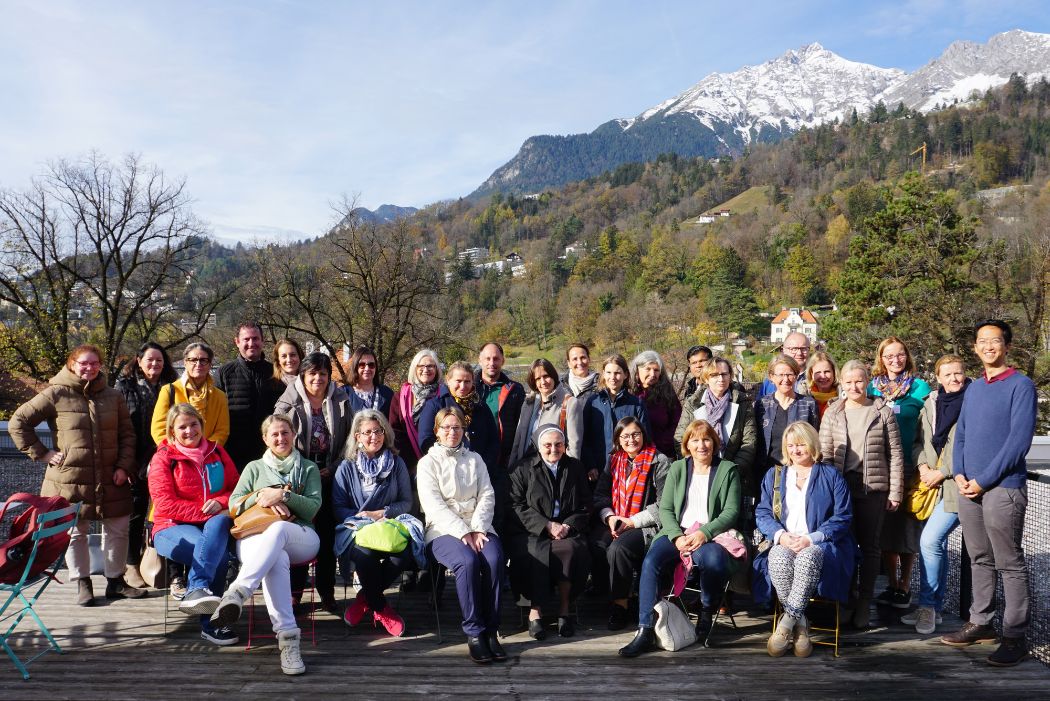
817, 359, 903, 629
9, 344, 144, 606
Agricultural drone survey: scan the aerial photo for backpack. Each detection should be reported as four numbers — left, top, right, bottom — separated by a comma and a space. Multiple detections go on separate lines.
0, 493, 75, 584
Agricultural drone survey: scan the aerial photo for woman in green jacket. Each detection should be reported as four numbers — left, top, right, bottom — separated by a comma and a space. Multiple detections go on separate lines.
619, 419, 743, 657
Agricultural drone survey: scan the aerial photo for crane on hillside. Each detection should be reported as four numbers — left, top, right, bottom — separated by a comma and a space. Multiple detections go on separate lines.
910, 142, 927, 175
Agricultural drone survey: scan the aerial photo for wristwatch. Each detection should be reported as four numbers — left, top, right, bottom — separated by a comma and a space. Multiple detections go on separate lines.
281, 490, 290, 504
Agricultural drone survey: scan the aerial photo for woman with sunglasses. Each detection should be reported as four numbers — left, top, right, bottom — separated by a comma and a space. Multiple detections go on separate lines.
347, 345, 394, 417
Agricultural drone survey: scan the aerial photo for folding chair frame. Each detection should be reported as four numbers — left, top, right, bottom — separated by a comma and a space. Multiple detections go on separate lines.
773, 596, 841, 657
0, 502, 80, 680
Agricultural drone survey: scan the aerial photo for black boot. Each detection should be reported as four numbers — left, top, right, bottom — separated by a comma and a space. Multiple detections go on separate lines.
695, 608, 715, 643
618, 626, 657, 657
467, 635, 493, 664
105, 576, 147, 599
486, 630, 507, 662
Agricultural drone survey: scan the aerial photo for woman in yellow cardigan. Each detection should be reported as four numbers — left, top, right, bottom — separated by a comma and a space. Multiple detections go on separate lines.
151, 342, 230, 447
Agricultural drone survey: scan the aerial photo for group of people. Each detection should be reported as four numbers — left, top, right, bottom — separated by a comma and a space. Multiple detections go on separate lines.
7, 320, 1035, 673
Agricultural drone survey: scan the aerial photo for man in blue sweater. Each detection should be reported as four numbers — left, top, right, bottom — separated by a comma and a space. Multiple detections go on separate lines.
941, 320, 1036, 666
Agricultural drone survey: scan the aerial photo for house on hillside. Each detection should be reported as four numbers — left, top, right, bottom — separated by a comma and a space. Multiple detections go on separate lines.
770, 307, 819, 345
695, 214, 717, 225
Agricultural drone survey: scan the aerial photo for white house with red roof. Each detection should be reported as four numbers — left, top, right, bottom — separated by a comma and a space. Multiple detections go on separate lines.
770, 307, 819, 344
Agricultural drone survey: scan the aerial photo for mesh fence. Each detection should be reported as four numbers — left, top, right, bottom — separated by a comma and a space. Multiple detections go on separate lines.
942, 470, 1050, 666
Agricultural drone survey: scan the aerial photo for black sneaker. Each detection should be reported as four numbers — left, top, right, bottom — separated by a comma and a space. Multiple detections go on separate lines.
941, 621, 998, 647
890, 589, 912, 609
874, 587, 896, 606
987, 637, 1028, 667
608, 604, 629, 631
200, 623, 239, 647
179, 588, 221, 616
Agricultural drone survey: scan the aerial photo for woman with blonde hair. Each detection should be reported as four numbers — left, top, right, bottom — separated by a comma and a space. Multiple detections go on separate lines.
819, 358, 903, 628
754, 421, 855, 657
390, 348, 443, 469
868, 337, 930, 611
212, 414, 322, 675
805, 351, 839, 419
273, 338, 304, 386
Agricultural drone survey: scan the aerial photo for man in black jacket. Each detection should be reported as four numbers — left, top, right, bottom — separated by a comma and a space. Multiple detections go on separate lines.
216, 321, 285, 471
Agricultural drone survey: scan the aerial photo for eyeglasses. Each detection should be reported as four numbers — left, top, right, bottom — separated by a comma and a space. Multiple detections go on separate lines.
417, 364, 437, 370
881, 353, 907, 361
783, 346, 808, 354
621, 432, 643, 441
976, 338, 1005, 347
709, 372, 731, 379
184, 357, 211, 364
773, 373, 797, 380
75, 360, 100, 368
438, 425, 464, 433
357, 429, 384, 437
540, 442, 565, 450
358, 361, 376, 369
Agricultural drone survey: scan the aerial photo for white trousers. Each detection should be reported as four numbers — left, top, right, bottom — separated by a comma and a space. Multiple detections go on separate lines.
234, 521, 320, 633
67, 514, 130, 580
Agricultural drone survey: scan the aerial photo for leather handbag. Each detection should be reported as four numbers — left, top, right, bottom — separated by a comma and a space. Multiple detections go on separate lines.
140, 545, 168, 589
653, 599, 697, 651
230, 487, 293, 540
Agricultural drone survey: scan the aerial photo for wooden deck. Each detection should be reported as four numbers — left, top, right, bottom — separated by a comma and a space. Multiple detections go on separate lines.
2, 573, 1047, 699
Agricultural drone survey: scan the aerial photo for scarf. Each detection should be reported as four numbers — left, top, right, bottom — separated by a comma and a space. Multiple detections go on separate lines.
281, 372, 298, 386
452, 390, 479, 427
568, 371, 598, 397
933, 379, 970, 456
702, 388, 732, 444
809, 384, 839, 416
262, 448, 302, 486
168, 438, 212, 468
180, 371, 212, 411
610, 445, 657, 518
872, 372, 914, 402
354, 386, 380, 410
410, 380, 439, 419
355, 448, 396, 490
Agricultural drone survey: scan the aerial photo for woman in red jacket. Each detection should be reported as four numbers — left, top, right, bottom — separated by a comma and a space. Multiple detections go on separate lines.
149, 403, 240, 646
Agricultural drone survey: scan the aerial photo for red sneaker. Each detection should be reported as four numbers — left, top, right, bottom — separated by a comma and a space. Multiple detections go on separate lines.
374, 605, 406, 637
343, 596, 370, 627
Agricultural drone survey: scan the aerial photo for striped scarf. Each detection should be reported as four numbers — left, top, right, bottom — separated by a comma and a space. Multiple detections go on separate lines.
610, 445, 657, 518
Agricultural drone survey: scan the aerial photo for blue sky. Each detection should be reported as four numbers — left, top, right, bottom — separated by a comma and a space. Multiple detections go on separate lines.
1, 1, 1047, 242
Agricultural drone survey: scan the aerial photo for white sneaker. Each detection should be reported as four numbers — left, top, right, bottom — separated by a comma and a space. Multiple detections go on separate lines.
210, 584, 251, 627
278, 628, 306, 675
915, 607, 938, 635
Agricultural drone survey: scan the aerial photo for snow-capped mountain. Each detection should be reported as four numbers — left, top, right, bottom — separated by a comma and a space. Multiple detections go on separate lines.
473, 30, 1050, 197
879, 29, 1050, 111
620, 43, 905, 151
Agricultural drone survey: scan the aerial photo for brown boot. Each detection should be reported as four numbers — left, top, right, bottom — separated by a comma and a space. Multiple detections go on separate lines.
76, 577, 95, 606
105, 576, 148, 599
124, 564, 148, 589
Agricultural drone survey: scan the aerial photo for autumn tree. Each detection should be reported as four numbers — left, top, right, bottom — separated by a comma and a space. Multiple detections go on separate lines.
0, 153, 231, 381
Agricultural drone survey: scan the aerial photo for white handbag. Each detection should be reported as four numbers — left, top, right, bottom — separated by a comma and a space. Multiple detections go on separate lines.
653, 600, 697, 651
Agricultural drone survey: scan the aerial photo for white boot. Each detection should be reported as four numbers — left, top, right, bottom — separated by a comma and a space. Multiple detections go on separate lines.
278, 628, 306, 676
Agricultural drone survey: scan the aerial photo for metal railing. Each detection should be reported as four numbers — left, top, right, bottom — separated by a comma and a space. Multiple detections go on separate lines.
943, 468, 1050, 666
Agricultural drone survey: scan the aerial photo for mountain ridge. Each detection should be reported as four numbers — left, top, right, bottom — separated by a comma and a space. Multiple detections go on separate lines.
473, 29, 1050, 197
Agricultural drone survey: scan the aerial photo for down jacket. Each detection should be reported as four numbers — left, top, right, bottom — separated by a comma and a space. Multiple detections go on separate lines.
818, 398, 904, 504
416, 443, 496, 543
9, 367, 136, 520
215, 354, 285, 468
147, 439, 239, 535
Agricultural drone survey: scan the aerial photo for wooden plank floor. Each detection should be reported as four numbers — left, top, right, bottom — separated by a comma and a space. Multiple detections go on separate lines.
1, 573, 1047, 699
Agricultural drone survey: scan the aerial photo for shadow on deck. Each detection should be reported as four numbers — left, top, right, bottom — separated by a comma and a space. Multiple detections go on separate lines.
2, 572, 1047, 699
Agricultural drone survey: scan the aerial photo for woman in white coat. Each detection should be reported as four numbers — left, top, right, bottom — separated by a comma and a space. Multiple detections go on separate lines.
417, 406, 506, 665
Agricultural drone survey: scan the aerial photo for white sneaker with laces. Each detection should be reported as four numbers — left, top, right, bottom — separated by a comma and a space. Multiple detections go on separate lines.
901, 606, 942, 628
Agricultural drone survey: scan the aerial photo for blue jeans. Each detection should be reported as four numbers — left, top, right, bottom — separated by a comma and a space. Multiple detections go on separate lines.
917, 499, 960, 610
638, 536, 732, 628
152, 514, 234, 593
